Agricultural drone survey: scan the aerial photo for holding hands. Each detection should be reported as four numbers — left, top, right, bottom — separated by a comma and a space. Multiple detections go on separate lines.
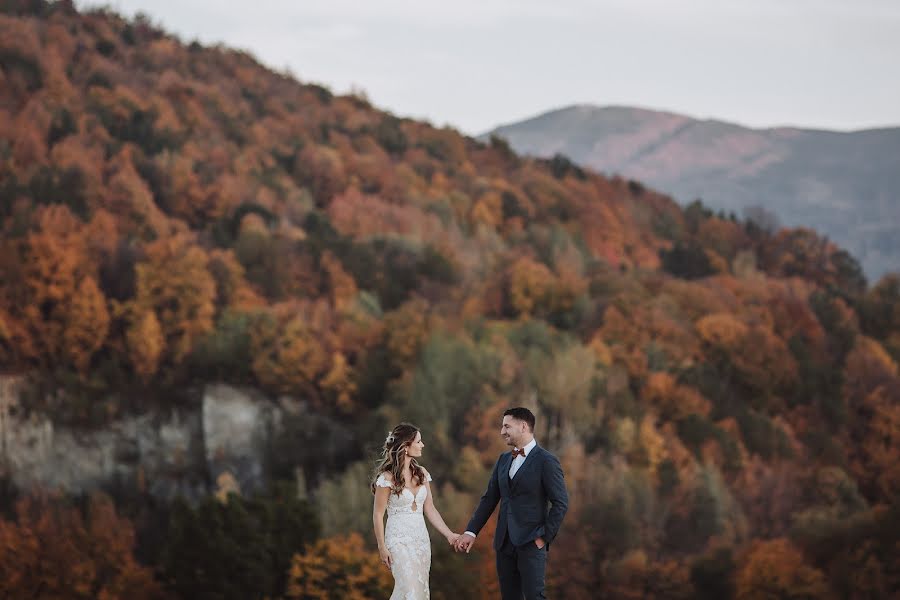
453, 533, 475, 553
450, 533, 542, 552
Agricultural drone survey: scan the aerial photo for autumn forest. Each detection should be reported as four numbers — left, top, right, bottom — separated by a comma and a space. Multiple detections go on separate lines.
0, 1, 898, 598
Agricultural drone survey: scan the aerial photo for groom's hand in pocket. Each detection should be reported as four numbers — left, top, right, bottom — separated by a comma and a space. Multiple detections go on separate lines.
534, 537, 546, 549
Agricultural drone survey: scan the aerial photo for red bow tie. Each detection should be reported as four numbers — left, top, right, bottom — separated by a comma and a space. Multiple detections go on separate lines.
512, 448, 526, 458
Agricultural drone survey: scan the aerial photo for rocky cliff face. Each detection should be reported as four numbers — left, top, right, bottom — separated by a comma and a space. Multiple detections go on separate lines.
0, 376, 307, 501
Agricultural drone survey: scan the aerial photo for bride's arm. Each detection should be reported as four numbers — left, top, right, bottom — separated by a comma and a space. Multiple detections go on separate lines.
421, 469, 458, 544
373, 475, 393, 569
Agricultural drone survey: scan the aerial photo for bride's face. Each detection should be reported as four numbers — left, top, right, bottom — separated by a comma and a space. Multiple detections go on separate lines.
406, 431, 424, 458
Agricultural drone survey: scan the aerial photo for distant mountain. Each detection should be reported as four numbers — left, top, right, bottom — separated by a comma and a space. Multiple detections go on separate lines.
486, 105, 900, 280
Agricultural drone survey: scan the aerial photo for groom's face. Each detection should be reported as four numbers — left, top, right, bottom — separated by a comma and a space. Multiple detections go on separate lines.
501, 416, 527, 447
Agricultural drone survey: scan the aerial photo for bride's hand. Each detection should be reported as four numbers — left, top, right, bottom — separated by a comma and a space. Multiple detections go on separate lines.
446, 532, 461, 546
379, 546, 393, 570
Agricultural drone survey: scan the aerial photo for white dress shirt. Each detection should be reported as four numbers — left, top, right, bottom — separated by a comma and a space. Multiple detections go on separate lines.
464, 438, 537, 538
508, 438, 536, 479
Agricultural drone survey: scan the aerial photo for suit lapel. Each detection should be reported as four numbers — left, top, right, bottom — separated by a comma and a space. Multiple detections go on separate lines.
499, 452, 514, 495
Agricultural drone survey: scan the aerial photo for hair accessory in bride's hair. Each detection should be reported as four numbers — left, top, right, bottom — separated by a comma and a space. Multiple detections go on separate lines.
385, 432, 395, 444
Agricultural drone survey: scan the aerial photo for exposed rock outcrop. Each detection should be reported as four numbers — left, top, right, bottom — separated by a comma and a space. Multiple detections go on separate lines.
0, 376, 326, 501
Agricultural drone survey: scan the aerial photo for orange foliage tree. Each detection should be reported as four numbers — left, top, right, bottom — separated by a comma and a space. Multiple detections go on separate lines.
0, 493, 163, 599
642, 372, 711, 421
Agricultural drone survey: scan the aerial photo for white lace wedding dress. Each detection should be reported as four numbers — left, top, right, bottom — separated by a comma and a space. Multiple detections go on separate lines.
376, 472, 433, 600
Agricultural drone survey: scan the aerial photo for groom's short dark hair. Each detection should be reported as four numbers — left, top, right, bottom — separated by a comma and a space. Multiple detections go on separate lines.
504, 407, 535, 431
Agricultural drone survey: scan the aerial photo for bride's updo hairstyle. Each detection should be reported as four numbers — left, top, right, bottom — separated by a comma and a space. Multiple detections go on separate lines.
371, 422, 426, 496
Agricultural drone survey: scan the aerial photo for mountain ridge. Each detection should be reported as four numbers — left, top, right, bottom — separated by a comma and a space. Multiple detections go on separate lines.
486, 104, 900, 279
485, 103, 900, 137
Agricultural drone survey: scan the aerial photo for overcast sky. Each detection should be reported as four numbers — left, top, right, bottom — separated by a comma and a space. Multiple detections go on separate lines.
93, 0, 900, 135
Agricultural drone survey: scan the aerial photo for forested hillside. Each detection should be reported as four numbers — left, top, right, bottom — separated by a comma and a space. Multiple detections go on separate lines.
0, 2, 898, 598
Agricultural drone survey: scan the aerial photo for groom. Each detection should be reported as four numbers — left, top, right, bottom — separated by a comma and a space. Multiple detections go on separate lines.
454, 407, 568, 600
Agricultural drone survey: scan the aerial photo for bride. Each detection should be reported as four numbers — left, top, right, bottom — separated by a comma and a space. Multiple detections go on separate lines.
372, 423, 460, 599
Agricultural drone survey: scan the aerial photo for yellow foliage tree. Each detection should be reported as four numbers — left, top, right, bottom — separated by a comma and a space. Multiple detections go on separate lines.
470, 190, 503, 229
696, 313, 748, 348
383, 299, 430, 370
697, 313, 797, 398
732, 324, 798, 393
296, 144, 347, 206
320, 352, 357, 412
697, 217, 746, 260
844, 336, 898, 394
0, 304, 36, 367
639, 414, 668, 473
587, 332, 613, 367
600, 305, 650, 378
535, 343, 598, 441
285, 533, 392, 599
207, 248, 249, 308
104, 149, 173, 238
20, 214, 83, 362
251, 309, 330, 396
321, 250, 357, 310
642, 372, 711, 421
735, 538, 830, 600
859, 384, 900, 500
605, 550, 693, 600
508, 256, 553, 316
156, 150, 216, 226
132, 234, 216, 364
126, 310, 164, 381
63, 276, 110, 373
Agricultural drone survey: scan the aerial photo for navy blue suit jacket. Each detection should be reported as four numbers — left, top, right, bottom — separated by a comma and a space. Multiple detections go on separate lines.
465, 444, 568, 551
